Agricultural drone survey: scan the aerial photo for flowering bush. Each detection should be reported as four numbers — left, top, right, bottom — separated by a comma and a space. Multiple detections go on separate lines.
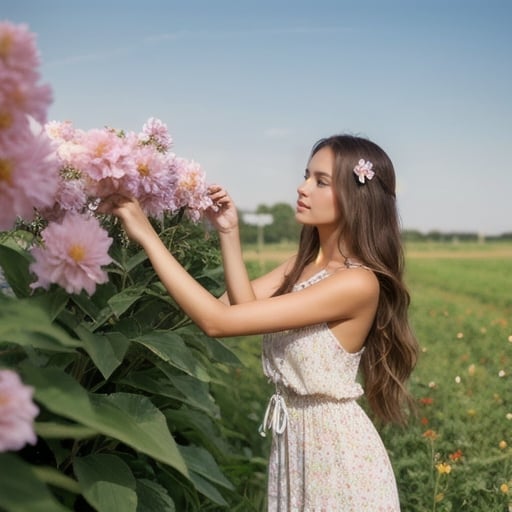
0, 20, 252, 511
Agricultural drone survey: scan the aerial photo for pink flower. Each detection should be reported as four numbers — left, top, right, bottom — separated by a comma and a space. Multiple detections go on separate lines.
0, 22, 41, 78
128, 146, 177, 218
74, 128, 135, 184
0, 128, 60, 230
353, 159, 375, 184
0, 369, 39, 452
0, 22, 52, 126
139, 117, 172, 152
30, 212, 113, 295
173, 157, 213, 221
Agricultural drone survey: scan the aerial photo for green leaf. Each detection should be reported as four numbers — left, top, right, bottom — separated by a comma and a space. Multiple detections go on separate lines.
35, 421, 98, 439
0, 243, 32, 298
134, 331, 210, 382
0, 453, 71, 512
74, 454, 137, 512
178, 327, 242, 366
165, 408, 227, 454
26, 288, 70, 321
21, 365, 188, 478
107, 285, 146, 317
125, 250, 148, 272
0, 297, 80, 351
163, 370, 219, 417
187, 471, 229, 507
136, 479, 175, 512
74, 325, 127, 379
179, 445, 234, 490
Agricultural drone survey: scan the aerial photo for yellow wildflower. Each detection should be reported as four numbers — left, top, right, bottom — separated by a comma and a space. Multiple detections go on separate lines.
436, 462, 452, 475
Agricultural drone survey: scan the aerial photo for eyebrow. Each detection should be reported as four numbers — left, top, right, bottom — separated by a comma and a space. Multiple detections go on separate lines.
306, 169, 332, 179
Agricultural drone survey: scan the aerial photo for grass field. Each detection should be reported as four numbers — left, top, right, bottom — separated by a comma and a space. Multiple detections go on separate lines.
218, 241, 512, 511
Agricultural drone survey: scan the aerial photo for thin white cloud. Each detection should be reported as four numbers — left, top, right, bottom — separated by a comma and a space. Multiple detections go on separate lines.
264, 127, 291, 139
144, 26, 350, 44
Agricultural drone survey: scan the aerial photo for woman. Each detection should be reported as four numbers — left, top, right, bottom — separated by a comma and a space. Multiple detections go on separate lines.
101, 134, 419, 511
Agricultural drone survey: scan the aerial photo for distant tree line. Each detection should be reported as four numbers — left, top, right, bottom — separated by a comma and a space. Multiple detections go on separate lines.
238, 203, 511, 245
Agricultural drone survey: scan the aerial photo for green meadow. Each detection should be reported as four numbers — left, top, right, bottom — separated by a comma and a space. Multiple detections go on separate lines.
216, 241, 512, 511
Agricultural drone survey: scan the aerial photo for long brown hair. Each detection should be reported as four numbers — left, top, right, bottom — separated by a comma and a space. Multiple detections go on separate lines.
274, 135, 419, 425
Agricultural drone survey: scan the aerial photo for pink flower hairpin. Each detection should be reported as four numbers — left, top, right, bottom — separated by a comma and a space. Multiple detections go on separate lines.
353, 159, 375, 184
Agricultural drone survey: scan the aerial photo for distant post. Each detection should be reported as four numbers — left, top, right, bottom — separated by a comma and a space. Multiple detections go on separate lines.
242, 212, 274, 253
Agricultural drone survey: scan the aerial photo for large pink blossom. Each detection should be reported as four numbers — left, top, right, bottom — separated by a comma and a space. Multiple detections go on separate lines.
30, 213, 113, 295
72, 128, 135, 184
0, 128, 60, 230
0, 369, 39, 452
0, 22, 52, 126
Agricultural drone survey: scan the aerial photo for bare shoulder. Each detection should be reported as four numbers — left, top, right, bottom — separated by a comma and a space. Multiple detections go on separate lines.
327, 266, 380, 306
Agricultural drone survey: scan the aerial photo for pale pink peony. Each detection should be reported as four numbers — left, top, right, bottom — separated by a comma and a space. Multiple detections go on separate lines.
127, 145, 177, 218
45, 120, 76, 142
173, 157, 213, 221
30, 212, 113, 295
0, 369, 39, 452
0, 22, 52, 126
73, 128, 135, 183
0, 128, 60, 230
139, 117, 172, 152
0, 22, 41, 78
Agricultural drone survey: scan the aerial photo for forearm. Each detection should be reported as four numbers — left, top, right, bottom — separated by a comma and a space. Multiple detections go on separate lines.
140, 229, 226, 335
218, 228, 256, 304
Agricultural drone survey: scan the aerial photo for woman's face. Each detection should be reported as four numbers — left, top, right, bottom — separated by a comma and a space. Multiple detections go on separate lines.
295, 146, 341, 229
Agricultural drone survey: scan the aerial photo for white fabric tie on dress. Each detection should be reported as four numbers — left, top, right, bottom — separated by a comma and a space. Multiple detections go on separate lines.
259, 392, 288, 437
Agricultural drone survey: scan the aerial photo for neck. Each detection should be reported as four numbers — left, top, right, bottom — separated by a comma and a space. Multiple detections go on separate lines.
314, 227, 351, 269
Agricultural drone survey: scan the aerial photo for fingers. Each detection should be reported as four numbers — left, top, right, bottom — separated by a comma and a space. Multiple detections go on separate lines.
97, 194, 133, 215
208, 185, 231, 207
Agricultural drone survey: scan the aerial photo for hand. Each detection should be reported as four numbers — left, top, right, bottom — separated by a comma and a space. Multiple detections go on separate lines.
206, 185, 239, 234
98, 195, 156, 246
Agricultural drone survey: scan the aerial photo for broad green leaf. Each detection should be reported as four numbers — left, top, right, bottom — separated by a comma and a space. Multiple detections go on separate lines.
136, 479, 175, 512
0, 243, 32, 298
35, 421, 98, 439
134, 331, 210, 382
177, 327, 242, 366
178, 445, 234, 490
107, 285, 146, 317
162, 369, 219, 417
187, 471, 229, 507
21, 365, 188, 478
74, 454, 137, 512
0, 297, 80, 351
165, 408, 227, 454
71, 292, 101, 320
125, 250, 148, 272
26, 288, 69, 321
74, 325, 127, 379
118, 369, 183, 401
0, 453, 71, 512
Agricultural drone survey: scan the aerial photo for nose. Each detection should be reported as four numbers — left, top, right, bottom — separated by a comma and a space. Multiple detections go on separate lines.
297, 176, 310, 196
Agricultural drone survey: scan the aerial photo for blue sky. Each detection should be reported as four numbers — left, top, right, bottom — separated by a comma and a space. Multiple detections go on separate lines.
4, 0, 511, 234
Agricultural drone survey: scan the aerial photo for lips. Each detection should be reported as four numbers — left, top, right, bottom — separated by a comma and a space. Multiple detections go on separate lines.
296, 200, 309, 210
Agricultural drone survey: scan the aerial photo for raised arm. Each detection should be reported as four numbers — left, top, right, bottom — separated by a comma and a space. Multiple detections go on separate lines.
100, 196, 379, 340
206, 185, 255, 304
207, 185, 293, 304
